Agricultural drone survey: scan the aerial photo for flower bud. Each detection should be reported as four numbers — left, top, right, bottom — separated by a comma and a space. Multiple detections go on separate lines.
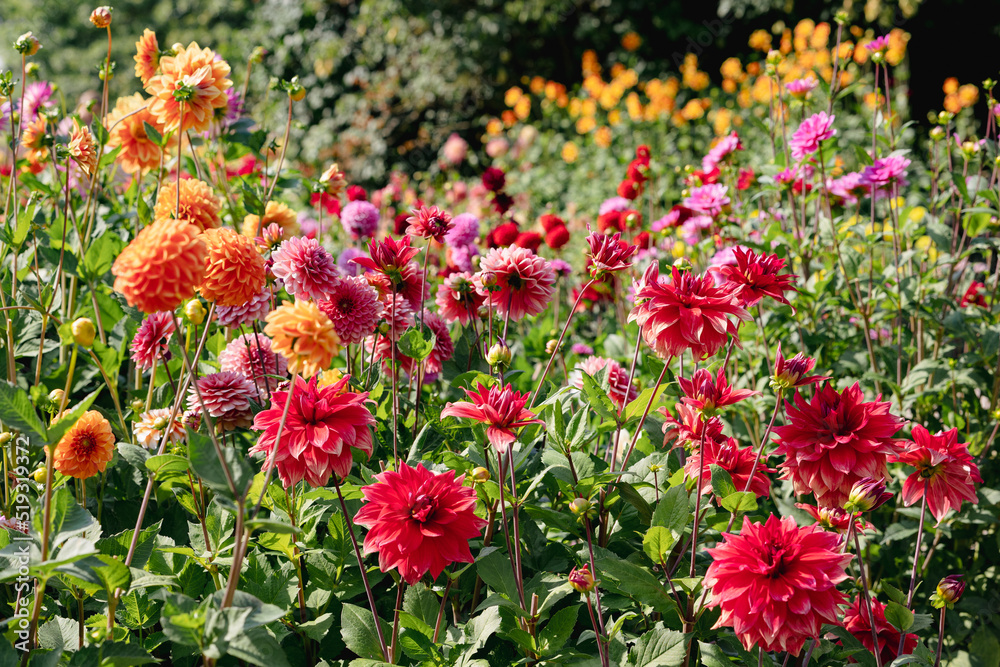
929, 126, 945, 141
72, 317, 97, 347
24, 62, 39, 77
289, 84, 306, 102
33, 467, 47, 483
471, 466, 490, 484
545, 339, 559, 356
89, 6, 112, 28
130, 399, 145, 413
673, 256, 693, 272
486, 342, 512, 369
250, 46, 267, 64
765, 49, 782, 66
0, 432, 12, 446
843, 477, 893, 513
931, 574, 965, 609
569, 497, 593, 517
14, 33, 41, 56
185, 299, 206, 325
568, 565, 596, 593
47, 388, 66, 406
834, 10, 849, 25
479, 270, 497, 289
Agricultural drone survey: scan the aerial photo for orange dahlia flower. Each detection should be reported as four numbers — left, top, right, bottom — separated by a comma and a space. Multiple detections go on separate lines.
199, 228, 266, 307
105, 93, 162, 174
54, 410, 116, 479
112, 218, 207, 313
242, 201, 300, 240
134, 29, 160, 86
154, 178, 221, 231
20, 116, 49, 163
146, 41, 232, 134
264, 299, 341, 378
68, 120, 98, 178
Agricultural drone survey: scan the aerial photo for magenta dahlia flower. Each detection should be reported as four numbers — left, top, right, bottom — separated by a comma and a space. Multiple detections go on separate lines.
861, 154, 910, 191
249, 375, 376, 488
716, 247, 797, 308
705, 514, 851, 655
789, 111, 836, 161
318, 275, 384, 345
683, 183, 730, 218
340, 200, 380, 240
354, 462, 487, 585
445, 213, 480, 247
678, 367, 759, 415
474, 246, 555, 322
406, 205, 453, 243
131, 311, 175, 370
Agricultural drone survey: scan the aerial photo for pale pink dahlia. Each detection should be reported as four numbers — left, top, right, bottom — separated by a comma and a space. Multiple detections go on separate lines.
474, 246, 555, 322
131, 311, 175, 370
216, 285, 272, 327
218, 333, 288, 393
187, 371, 257, 431
318, 275, 384, 345
271, 236, 339, 301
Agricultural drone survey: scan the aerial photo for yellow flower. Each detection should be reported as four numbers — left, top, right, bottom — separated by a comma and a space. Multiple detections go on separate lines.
749, 29, 772, 52
594, 126, 612, 148
561, 141, 579, 163
504, 86, 523, 108
908, 206, 927, 223
671, 241, 687, 259
575, 116, 596, 134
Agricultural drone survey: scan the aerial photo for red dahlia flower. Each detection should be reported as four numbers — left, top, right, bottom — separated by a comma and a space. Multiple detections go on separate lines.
843, 596, 917, 664
795, 503, 873, 533
678, 368, 759, 415
890, 425, 981, 522
353, 235, 421, 291
249, 375, 376, 488
474, 246, 555, 322
586, 230, 637, 278
441, 382, 542, 453
629, 263, 750, 360
406, 205, 453, 243
660, 402, 724, 448
354, 462, 487, 585
771, 343, 829, 390
481, 166, 506, 192
705, 514, 850, 655
773, 383, 904, 508
716, 247, 797, 308
686, 436, 773, 498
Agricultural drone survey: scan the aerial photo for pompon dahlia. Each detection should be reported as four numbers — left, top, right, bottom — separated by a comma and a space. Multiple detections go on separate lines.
54, 411, 116, 479
105, 93, 162, 175
570, 356, 639, 409
441, 382, 542, 453
406, 205, 453, 243
354, 462, 487, 585
264, 299, 341, 377
660, 402, 724, 448
199, 228, 267, 307
146, 41, 232, 134
134, 408, 186, 449
890, 425, 981, 522
130, 311, 175, 370
134, 28, 160, 86
843, 596, 917, 664
341, 200, 380, 240
68, 120, 98, 178
112, 218, 207, 313
249, 375, 376, 488
686, 436, 773, 498
586, 230, 637, 278
705, 514, 851, 655
789, 111, 837, 162
678, 368, 759, 415
219, 333, 288, 393
154, 179, 222, 231
271, 236, 339, 301
474, 246, 555, 322
378, 294, 416, 340
773, 383, 904, 508
318, 275, 384, 345
445, 213, 479, 247
717, 247, 798, 308
187, 371, 256, 431
216, 285, 272, 328
629, 263, 750, 361
242, 201, 300, 240
436, 272, 485, 325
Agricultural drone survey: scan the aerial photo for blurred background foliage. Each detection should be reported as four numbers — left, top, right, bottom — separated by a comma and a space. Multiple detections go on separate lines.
1, 0, 996, 187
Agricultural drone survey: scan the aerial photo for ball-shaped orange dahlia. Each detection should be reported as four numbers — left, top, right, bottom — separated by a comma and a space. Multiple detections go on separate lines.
199, 228, 266, 307
54, 410, 116, 479
105, 93, 163, 175
145, 41, 232, 134
155, 178, 222, 231
112, 218, 207, 313
242, 201, 300, 240
264, 299, 341, 378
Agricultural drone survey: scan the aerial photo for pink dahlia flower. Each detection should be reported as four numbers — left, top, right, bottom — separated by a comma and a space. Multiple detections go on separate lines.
131, 311, 175, 370
340, 200, 380, 240
586, 230, 637, 278
716, 246, 798, 308
445, 213, 480, 247
435, 272, 485, 325
861, 154, 910, 190
318, 275, 384, 345
271, 236, 340, 301
686, 436, 773, 498
683, 183, 730, 218
890, 425, 981, 521
187, 371, 257, 431
249, 375, 376, 488
219, 333, 288, 393
441, 382, 542, 453
790, 111, 836, 161
843, 596, 917, 664
354, 462, 487, 585
216, 285, 272, 328
474, 246, 555, 322
406, 205, 453, 243
705, 514, 851, 655
678, 368, 759, 415
570, 356, 639, 410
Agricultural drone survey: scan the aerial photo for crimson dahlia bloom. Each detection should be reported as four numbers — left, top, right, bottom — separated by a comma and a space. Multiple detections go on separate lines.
843, 596, 917, 664
890, 425, 981, 521
773, 383, 904, 508
678, 368, 759, 415
795, 503, 873, 533
249, 376, 376, 488
441, 382, 542, 452
406, 205, 453, 243
353, 235, 421, 290
716, 247, 797, 308
686, 436, 773, 498
474, 246, 555, 322
771, 343, 829, 390
629, 263, 750, 360
660, 402, 724, 448
354, 462, 487, 585
706, 514, 850, 655
586, 230, 637, 278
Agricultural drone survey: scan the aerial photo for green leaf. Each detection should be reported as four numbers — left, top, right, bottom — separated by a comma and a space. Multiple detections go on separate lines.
884, 601, 914, 632
628, 623, 687, 666
539, 605, 578, 653
341, 603, 389, 661
476, 549, 520, 603
709, 465, 737, 499
187, 430, 253, 499
597, 558, 677, 615
720, 491, 758, 514
881, 581, 908, 606
617, 482, 653, 525
143, 121, 164, 147
83, 233, 125, 280
581, 372, 617, 421
397, 325, 435, 361
643, 526, 676, 565
652, 485, 689, 535
0, 381, 46, 442
225, 625, 292, 667
698, 641, 734, 666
